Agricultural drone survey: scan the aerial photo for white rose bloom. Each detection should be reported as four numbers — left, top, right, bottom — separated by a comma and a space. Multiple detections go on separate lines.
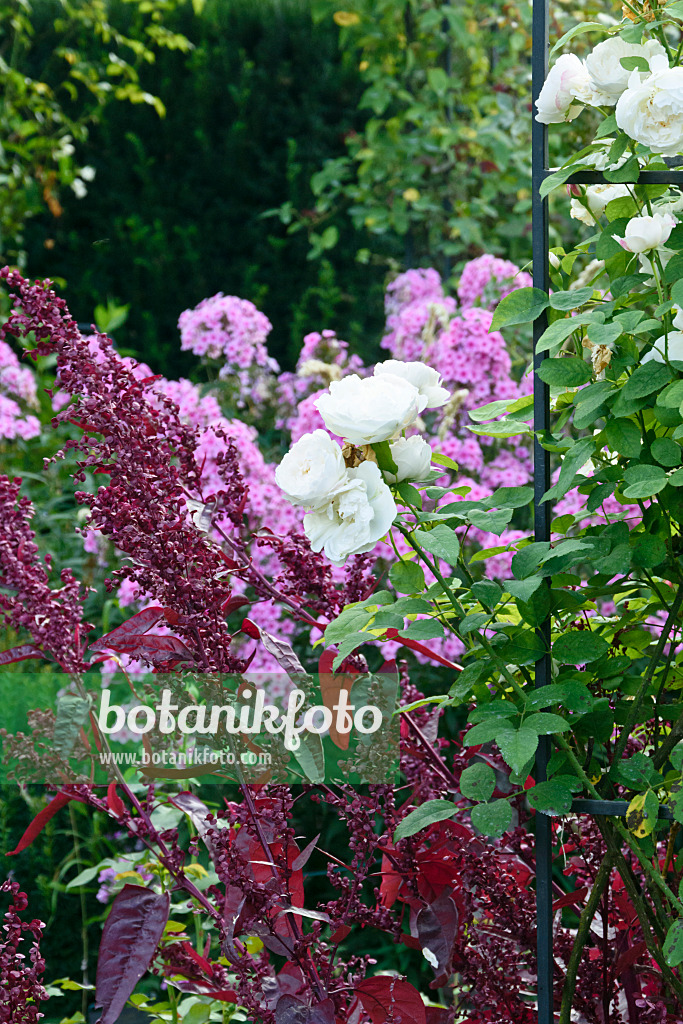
303, 461, 397, 566
314, 373, 424, 445
384, 435, 433, 484
374, 360, 450, 409
535, 54, 594, 124
585, 36, 666, 105
673, 304, 683, 330
275, 429, 349, 510
618, 211, 676, 253
641, 332, 683, 364
570, 183, 632, 226
616, 55, 683, 156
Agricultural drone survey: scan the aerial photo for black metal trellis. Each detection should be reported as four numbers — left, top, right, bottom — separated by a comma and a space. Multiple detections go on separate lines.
531, 3, 683, 1020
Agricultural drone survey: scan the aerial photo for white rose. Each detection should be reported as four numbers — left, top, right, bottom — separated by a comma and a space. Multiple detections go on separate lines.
535, 54, 593, 124
303, 461, 397, 566
275, 429, 349, 510
570, 183, 632, 226
374, 360, 450, 409
616, 55, 683, 156
384, 435, 433, 483
641, 332, 683, 364
314, 373, 425, 445
618, 211, 676, 253
673, 304, 683, 330
585, 36, 666, 104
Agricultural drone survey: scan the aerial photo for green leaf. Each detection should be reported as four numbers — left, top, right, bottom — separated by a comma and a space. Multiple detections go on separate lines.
622, 463, 668, 499
526, 780, 574, 815
460, 762, 496, 802
525, 680, 593, 713
497, 628, 546, 665
504, 576, 543, 602
625, 789, 659, 838
427, 67, 449, 95
470, 799, 513, 838
459, 612, 491, 635
291, 731, 325, 784
331, 631, 374, 670
535, 314, 595, 354
399, 619, 445, 641
490, 287, 550, 332
488, 485, 535, 509
465, 719, 512, 745
539, 164, 592, 200
536, 357, 592, 388
658, 380, 683, 407
471, 580, 503, 608
622, 361, 672, 400
524, 712, 570, 735
467, 508, 513, 534
394, 800, 456, 842
66, 865, 103, 889
511, 542, 551, 580
497, 727, 539, 774
467, 418, 531, 439
372, 439, 398, 475
651, 437, 681, 467
553, 631, 609, 664
549, 288, 593, 311
430, 452, 459, 472
549, 21, 609, 56
664, 920, 683, 968
412, 524, 460, 565
541, 438, 596, 503
604, 154, 640, 184
595, 113, 618, 139
620, 55, 650, 72
397, 481, 423, 508
605, 418, 642, 458
389, 559, 426, 594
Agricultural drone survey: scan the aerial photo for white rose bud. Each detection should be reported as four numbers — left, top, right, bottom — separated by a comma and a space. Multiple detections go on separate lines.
618, 211, 676, 253
584, 36, 666, 105
314, 373, 425, 445
616, 55, 683, 156
374, 360, 450, 409
642, 332, 683, 364
275, 429, 349, 510
384, 435, 433, 484
535, 54, 593, 124
303, 461, 397, 566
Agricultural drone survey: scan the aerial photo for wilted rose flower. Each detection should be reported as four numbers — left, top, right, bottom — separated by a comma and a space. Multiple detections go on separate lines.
618, 211, 677, 253
275, 429, 349, 510
314, 373, 424, 445
584, 36, 666, 104
569, 183, 632, 226
374, 360, 450, 409
303, 461, 396, 566
535, 54, 593, 124
641, 332, 683, 364
384, 435, 433, 484
616, 55, 683, 156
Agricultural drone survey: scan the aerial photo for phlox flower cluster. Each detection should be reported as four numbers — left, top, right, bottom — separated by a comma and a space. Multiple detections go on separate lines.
178, 293, 279, 408
0, 340, 40, 441
457, 253, 533, 311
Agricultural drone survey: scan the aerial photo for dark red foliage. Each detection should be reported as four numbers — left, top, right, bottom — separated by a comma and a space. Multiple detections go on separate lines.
0, 880, 47, 1023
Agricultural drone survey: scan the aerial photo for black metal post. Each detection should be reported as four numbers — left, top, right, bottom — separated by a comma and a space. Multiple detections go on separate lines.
531, 1, 553, 1022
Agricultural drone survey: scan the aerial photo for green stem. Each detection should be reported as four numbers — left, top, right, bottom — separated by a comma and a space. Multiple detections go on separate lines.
558, 851, 616, 1024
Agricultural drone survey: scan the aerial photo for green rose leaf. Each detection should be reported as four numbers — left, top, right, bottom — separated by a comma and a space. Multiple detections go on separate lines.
399, 618, 445, 641
497, 727, 539, 775
622, 464, 668, 499
605, 418, 642, 458
664, 920, 683, 968
651, 437, 681, 467
394, 800, 457, 842
536, 357, 592, 388
622, 361, 672, 401
553, 631, 609, 664
490, 287, 550, 331
470, 799, 513, 839
389, 559, 426, 594
467, 508, 513, 534
526, 780, 574, 815
549, 287, 593, 311
412, 524, 460, 565
524, 712, 571, 735
460, 762, 497, 802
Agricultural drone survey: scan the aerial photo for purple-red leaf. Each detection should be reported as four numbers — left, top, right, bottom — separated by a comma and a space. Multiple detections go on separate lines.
242, 619, 309, 679
275, 996, 336, 1024
355, 977, 426, 1024
291, 833, 320, 872
88, 607, 166, 652
6, 791, 73, 856
96, 632, 194, 666
95, 884, 170, 1024
170, 792, 216, 855
0, 643, 45, 667
416, 893, 459, 987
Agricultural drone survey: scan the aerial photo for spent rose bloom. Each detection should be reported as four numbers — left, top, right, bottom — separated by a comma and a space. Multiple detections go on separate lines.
570, 183, 632, 226
618, 211, 677, 253
616, 55, 683, 156
374, 360, 450, 409
303, 461, 397, 566
535, 54, 593, 124
384, 435, 433, 484
275, 429, 349, 510
314, 373, 425, 444
641, 332, 683, 364
584, 36, 666, 104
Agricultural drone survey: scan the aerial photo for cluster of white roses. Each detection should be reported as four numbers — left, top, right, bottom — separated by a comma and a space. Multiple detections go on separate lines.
536, 34, 683, 157
275, 360, 450, 566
